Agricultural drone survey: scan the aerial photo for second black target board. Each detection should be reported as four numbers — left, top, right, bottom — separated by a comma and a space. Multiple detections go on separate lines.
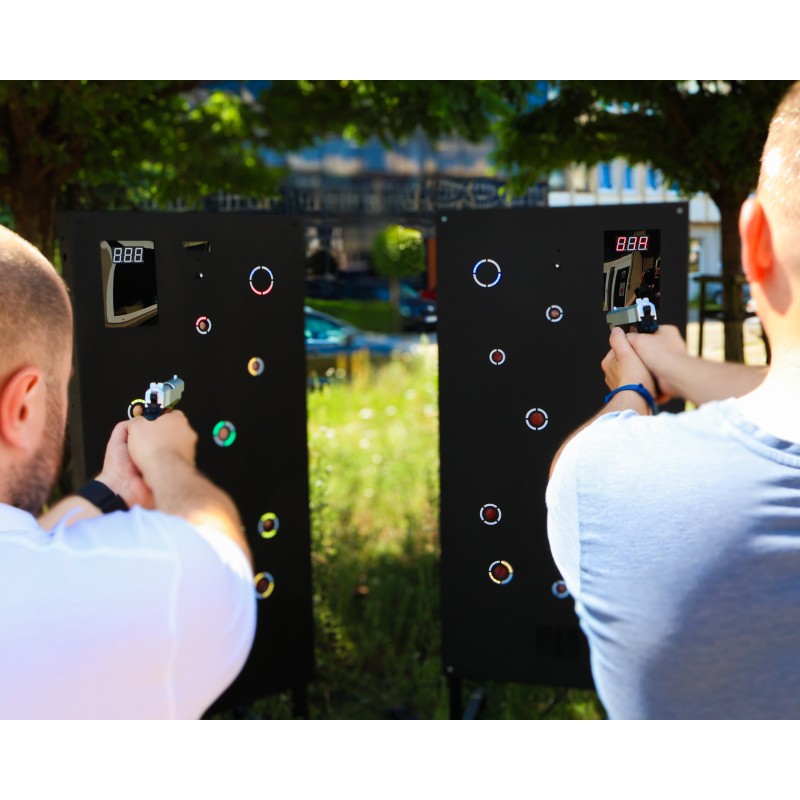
437, 204, 688, 687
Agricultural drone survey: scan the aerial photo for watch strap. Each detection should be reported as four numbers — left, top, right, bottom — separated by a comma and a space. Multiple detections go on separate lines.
76, 480, 129, 514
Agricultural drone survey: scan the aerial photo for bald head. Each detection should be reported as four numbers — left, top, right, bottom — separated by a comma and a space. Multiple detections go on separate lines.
0, 226, 73, 388
757, 82, 800, 260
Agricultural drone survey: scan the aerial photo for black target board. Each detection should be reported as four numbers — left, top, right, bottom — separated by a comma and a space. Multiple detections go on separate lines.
58, 212, 313, 712
437, 203, 688, 688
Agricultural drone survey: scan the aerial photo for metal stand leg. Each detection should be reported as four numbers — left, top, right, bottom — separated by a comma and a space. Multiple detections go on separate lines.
448, 674, 463, 720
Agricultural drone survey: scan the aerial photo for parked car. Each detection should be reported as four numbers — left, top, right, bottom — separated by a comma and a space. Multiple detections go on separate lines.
306, 276, 437, 332
304, 306, 423, 385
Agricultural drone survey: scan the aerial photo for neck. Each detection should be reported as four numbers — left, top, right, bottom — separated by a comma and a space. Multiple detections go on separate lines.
738, 346, 800, 441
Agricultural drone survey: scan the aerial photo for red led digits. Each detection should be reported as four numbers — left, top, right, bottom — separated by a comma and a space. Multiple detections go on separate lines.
480, 504, 502, 525
546, 305, 563, 323
254, 572, 275, 599
488, 560, 514, 585
525, 408, 549, 431
249, 266, 274, 296
258, 512, 279, 539
489, 349, 506, 366
552, 580, 570, 599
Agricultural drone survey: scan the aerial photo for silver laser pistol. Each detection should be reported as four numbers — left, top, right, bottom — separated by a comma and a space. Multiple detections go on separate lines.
128, 375, 185, 420
606, 297, 658, 333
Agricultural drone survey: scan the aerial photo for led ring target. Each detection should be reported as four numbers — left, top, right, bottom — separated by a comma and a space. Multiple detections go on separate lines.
254, 572, 275, 600
480, 504, 502, 525
249, 266, 274, 296
127, 399, 146, 420
552, 580, 570, 599
488, 560, 514, 585
489, 349, 506, 366
247, 357, 265, 377
195, 316, 212, 334
213, 420, 237, 447
472, 258, 501, 288
546, 305, 564, 323
258, 512, 279, 539
525, 408, 549, 431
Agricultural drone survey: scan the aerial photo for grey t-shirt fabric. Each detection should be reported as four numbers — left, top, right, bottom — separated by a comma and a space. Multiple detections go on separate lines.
547, 398, 800, 719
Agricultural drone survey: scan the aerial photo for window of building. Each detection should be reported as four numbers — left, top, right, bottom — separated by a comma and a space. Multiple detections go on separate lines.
598, 162, 614, 190
646, 167, 662, 191
622, 164, 635, 191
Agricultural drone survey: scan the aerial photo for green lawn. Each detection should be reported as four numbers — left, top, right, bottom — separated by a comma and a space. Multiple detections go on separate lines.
249, 349, 604, 719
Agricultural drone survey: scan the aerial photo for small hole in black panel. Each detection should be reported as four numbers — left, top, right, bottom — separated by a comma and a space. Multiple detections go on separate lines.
183, 241, 212, 253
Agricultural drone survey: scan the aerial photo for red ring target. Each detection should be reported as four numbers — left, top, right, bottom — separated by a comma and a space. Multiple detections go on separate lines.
489, 349, 506, 366
480, 504, 502, 525
525, 408, 549, 431
195, 316, 211, 334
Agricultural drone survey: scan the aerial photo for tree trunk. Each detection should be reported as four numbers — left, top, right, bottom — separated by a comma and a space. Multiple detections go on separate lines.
714, 189, 746, 363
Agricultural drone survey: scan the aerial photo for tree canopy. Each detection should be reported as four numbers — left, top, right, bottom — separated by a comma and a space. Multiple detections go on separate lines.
493, 80, 793, 361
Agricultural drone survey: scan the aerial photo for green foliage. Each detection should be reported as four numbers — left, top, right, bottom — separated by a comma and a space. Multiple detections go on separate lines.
305, 298, 394, 333
243, 353, 604, 720
256, 80, 535, 147
0, 81, 283, 257
495, 81, 791, 201
371, 224, 425, 279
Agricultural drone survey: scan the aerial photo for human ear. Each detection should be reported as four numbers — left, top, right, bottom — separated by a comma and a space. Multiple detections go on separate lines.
0, 366, 46, 451
739, 198, 774, 285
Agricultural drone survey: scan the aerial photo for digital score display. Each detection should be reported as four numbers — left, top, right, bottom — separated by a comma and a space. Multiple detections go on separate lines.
100, 240, 158, 328
603, 229, 661, 311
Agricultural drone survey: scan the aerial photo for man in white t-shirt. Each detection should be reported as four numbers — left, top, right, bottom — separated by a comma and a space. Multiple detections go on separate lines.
0, 225, 256, 719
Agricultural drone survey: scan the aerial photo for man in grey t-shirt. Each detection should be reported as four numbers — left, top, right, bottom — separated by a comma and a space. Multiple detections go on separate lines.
547, 83, 800, 719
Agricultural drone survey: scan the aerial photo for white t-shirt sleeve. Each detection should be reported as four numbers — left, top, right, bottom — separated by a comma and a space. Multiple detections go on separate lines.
161, 516, 257, 718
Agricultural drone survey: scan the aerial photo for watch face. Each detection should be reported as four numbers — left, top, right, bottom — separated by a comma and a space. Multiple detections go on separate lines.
100, 240, 158, 328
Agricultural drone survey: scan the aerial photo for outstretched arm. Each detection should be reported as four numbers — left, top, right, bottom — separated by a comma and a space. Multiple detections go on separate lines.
627, 325, 767, 405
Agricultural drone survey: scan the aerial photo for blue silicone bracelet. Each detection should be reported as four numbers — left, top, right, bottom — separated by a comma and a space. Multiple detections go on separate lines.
604, 383, 657, 415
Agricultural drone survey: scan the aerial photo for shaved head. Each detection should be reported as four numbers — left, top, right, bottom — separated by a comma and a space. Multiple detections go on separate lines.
0, 226, 73, 513
0, 226, 73, 386
758, 82, 800, 258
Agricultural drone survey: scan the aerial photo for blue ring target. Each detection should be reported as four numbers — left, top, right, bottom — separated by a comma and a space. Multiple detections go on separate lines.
472, 259, 501, 288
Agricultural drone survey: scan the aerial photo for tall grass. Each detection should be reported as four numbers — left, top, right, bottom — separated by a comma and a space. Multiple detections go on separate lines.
253, 350, 603, 719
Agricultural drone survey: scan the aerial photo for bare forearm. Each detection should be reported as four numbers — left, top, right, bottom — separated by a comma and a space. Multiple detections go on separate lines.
145, 454, 252, 567
664, 355, 767, 405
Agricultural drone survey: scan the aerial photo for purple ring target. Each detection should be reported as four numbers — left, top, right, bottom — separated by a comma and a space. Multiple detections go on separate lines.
472, 258, 501, 288
489, 349, 506, 366
552, 580, 570, 599
249, 266, 274, 296
546, 305, 564, 323
488, 560, 514, 585
480, 504, 502, 525
525, 407, 549, 431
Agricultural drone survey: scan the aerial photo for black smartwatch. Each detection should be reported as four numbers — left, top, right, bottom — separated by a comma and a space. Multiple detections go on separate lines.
76, 480, 129, 514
